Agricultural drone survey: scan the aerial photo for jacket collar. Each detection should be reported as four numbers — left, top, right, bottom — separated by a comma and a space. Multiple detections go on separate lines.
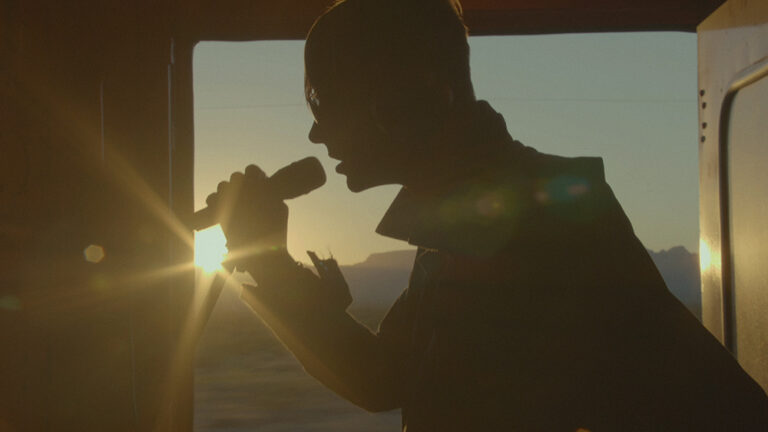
376, 101, 525, 254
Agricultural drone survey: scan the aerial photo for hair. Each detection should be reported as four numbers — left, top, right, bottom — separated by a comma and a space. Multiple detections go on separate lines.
304, 0, 473, 112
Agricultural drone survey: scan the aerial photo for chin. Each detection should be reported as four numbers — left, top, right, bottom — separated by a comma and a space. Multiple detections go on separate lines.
343, 170, 394, 192
345, 175, 376, 193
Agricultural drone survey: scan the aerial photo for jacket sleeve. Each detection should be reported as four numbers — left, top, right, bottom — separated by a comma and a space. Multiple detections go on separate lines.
239, 262, 408, 412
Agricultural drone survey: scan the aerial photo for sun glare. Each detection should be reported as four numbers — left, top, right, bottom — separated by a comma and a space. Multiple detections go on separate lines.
699, 238, 720, 273
195, 225, 228, 273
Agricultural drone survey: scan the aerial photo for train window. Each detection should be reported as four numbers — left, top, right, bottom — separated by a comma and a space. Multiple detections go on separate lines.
192, 33, 697, 430
726, 73, 768, 390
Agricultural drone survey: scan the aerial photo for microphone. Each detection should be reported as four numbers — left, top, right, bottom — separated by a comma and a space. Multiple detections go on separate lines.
191, 157, 326, 231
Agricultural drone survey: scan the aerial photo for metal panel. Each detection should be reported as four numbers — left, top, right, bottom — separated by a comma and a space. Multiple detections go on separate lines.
727, 71, 768, 390
698, 0, 768, 391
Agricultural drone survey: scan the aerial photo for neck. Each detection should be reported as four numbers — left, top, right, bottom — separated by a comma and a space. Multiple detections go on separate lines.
402, 100, 511, 192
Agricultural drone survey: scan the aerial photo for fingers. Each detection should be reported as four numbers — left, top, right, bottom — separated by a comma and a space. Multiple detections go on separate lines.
205, 180, 230, 209
208, 165, 268, 205
203, 164, 290, 259
244, 164, 266, 179
207, 165, 273, 232
229, 171, 244, 185
205, 191, 218, 208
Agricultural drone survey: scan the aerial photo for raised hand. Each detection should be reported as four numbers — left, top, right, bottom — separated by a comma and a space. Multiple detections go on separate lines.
204, 164, 290, 271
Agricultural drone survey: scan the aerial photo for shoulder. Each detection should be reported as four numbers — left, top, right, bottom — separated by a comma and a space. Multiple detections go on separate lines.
527, 150, 615, 224
469, 145, 639, 264
520, 146, 605, 179
489, 145, 621, 230
513, 146, 608, 207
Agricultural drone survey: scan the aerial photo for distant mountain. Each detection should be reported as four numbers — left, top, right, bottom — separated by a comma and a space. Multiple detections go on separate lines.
341, 247, 701, 320
647, 246, 701, 320
341, 250, 416, 309
210, 246, 701, 322
353, 250, 418, 269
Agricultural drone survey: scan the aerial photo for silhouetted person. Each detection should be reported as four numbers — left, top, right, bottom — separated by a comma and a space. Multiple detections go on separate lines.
205, 0, 768, 430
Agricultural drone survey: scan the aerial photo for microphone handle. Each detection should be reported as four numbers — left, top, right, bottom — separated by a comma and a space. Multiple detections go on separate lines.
191, 206, 217, 231
191, 157, 326, 231
189, 177, 287, 231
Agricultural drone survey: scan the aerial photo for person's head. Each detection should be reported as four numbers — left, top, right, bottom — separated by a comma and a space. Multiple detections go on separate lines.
305, 0, 474, 191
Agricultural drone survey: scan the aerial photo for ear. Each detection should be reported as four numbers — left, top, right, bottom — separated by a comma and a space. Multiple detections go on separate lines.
370, 72, 454, 141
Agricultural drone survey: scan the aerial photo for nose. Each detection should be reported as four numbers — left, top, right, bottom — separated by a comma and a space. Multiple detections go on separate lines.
308, 122, 324, 144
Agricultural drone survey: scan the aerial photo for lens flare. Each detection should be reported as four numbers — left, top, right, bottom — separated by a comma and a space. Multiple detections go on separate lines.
194, 225, 228, 273
84, 244, 105, 263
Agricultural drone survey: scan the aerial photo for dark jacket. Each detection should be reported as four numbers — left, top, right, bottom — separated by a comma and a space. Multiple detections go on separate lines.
242, 103, 768, 431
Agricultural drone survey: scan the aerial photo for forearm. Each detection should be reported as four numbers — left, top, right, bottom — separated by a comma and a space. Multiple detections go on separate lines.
240, 255, 403, 412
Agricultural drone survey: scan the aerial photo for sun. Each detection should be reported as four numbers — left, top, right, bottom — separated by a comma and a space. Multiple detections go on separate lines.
194, 225, 228, 273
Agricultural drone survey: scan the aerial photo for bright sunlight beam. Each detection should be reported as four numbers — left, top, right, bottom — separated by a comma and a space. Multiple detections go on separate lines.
195, 225, 228, 273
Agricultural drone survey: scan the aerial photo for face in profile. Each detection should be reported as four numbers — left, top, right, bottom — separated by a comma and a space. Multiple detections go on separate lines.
303, 0, 467, 192
307, 83, 413, 192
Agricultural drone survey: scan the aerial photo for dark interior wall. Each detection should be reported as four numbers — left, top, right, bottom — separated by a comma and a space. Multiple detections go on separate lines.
1, 1, 194, 430
183, 0, 724, 40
